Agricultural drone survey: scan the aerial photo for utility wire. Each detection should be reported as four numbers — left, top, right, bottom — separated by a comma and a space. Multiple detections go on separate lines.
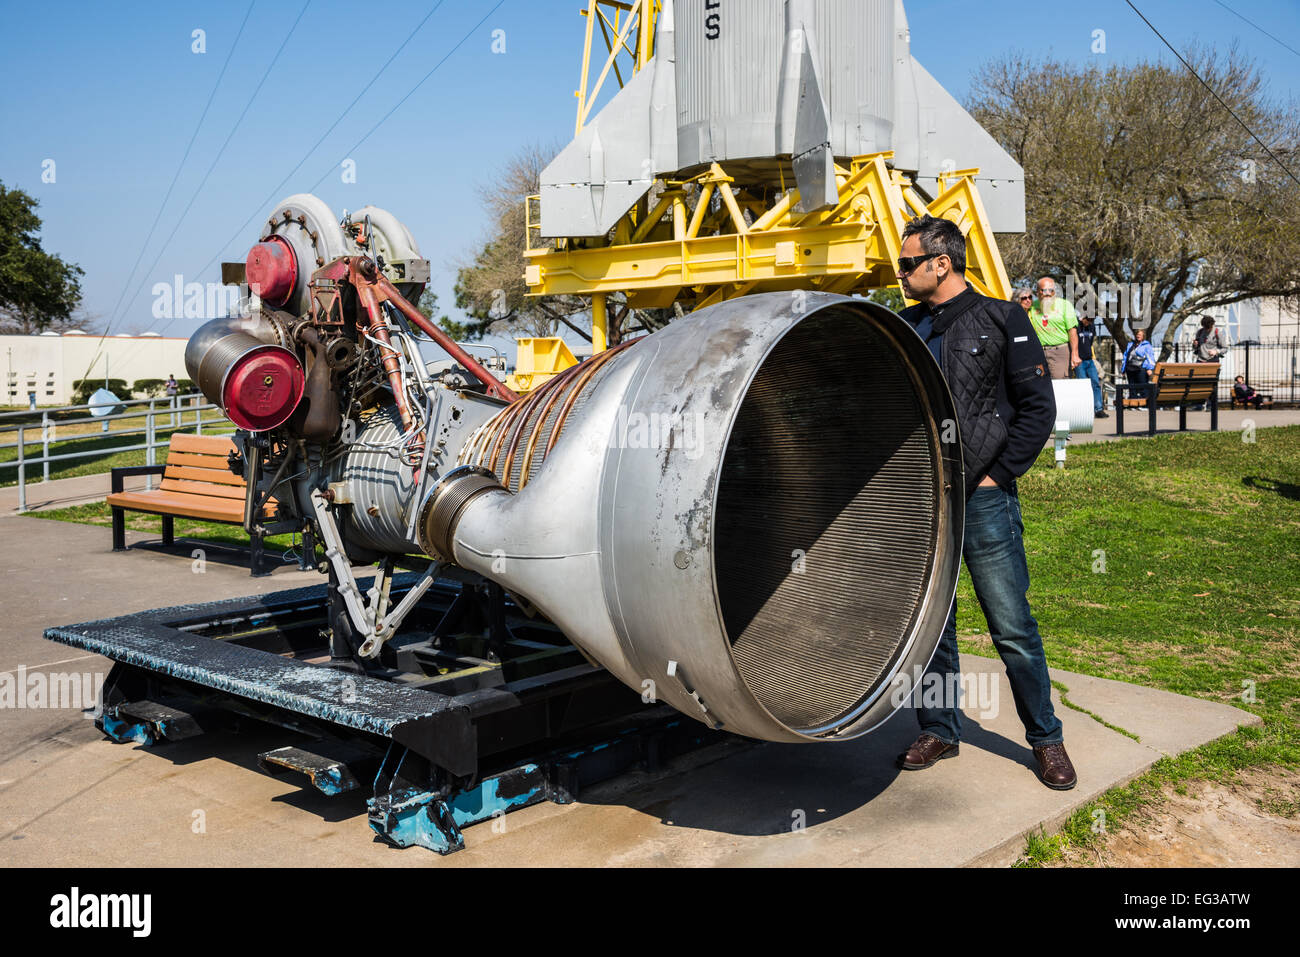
86, 1, 257, 381
1125, 0, 1300, 189
1211, 0, 1300, 61
108, 0, 453, 368
184, 0, 451, 293
308, 0, 509, 192
113, 0, 314, 329
141, 0, 503, 347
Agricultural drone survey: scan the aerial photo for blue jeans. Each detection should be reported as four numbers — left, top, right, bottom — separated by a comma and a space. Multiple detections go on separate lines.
1076, 359, 1102, 412
915, 485, 1063, 747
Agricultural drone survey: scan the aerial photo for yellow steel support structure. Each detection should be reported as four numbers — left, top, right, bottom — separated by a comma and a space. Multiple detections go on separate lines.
574, 0, 659, 135
530, 5, 1011, 352
505, 337, 580, 394
525, 153, 1012, 327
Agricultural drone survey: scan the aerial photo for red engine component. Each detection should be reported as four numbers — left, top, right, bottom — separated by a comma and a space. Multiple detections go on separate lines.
245, 236, 297, 306
222, 346, 305, 432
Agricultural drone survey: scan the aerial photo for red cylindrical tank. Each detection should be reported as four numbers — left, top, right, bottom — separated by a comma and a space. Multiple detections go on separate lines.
245, 236, 297, 306
222, 345, 305, 432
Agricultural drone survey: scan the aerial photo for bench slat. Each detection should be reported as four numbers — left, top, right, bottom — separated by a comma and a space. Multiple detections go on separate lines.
161, 464, 248, 487
163, 450, 238, 470
107, 491, 249, 523
159, 479, 279, 514
167, 433, 237, 455
160, 477, 246, 500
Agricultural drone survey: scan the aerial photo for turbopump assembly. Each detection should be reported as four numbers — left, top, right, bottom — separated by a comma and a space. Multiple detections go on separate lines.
186, 194, 964, 743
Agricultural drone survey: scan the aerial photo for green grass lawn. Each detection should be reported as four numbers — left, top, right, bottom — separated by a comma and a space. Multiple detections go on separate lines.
26, 500, 307, 558
949, 426, 1300, 864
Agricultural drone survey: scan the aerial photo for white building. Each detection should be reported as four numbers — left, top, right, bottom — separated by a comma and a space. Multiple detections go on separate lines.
2, 332, 190, 406
1187, 297, 1300, 345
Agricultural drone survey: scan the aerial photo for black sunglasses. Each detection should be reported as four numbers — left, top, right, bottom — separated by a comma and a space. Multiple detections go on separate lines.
897, 252, 942, 275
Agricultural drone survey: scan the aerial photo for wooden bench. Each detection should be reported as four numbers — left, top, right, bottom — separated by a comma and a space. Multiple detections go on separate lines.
1116, 362, 1220, 436
108, 433, 287, 576
1230, 389, 1273, 410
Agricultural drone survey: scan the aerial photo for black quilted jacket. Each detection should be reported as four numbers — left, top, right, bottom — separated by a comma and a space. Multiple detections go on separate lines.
901, 285, 1057, 498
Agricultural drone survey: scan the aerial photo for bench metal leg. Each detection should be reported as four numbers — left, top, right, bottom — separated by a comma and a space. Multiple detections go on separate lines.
250, 529, 269, 578
112, 507, 126, 551
161, 514, 174, 547
1115, 386, 1125, 435
1179, 404, 1187, 431
1210, 392, 1219, 431
1148, 396, 1158, 436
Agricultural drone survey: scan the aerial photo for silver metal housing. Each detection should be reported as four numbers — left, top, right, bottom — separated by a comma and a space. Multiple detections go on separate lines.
447, 292, 964, 743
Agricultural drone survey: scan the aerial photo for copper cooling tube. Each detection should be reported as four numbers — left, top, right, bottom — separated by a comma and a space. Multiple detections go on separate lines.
486, 361, 582, 477
501, 360, 588, 488
514, 362, 588, 489
543, 340, 637, 456
471, 339, 639, 486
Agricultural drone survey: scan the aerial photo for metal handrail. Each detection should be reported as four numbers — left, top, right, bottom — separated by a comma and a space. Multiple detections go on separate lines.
2, 393, 233, 512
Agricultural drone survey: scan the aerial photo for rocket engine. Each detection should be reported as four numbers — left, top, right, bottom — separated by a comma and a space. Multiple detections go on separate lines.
187, 194, 963, 743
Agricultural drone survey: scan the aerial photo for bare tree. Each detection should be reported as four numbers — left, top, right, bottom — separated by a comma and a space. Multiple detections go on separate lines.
452, 143, 665, 346
968, 47, 1300, 357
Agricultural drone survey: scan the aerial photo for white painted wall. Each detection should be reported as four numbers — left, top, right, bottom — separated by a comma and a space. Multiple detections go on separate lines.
2, 334, 189, 406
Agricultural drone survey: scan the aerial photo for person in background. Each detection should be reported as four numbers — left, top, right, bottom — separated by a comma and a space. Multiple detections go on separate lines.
1193, 316, 1228, 363
1233, 375, 1264, 410
1012, 287, 1034, 313
1028, 278, 1080, 379
1121, 328, 1157, 401
165, 374, 179, 398
1075, 315, 1107, 418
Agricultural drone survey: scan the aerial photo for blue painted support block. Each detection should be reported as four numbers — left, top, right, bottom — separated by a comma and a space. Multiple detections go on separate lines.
369, 761, 548, 854
99, 710, 153, 746
370, 788, 465, 854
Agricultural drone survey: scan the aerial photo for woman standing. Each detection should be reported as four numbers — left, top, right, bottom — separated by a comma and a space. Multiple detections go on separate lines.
1121, 328, 1157, 401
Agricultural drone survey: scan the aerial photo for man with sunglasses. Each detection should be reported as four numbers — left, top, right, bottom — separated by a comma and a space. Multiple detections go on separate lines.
894, 214, 1077, 791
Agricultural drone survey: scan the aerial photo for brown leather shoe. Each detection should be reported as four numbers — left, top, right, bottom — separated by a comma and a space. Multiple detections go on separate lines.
1032, 742, 1078, 790
898, 733, 959, 770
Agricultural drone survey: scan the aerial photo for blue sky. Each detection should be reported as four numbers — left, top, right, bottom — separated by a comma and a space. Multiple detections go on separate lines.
2, 0, 1298, 359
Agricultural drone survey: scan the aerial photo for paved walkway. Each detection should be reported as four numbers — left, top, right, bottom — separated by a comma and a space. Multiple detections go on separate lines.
1065, 405, 1300, 444
0, 514, 1260, 866
0, 470, 154, 514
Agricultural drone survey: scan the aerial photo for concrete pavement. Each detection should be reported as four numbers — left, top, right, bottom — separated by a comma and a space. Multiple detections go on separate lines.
1065, 405, 1300, 445
0, 470, 155, 514
0, 514, 1260, 866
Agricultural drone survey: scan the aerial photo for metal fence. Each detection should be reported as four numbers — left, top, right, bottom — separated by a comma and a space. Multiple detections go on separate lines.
0, 393, 232, 512
1101, 338, 1299, 405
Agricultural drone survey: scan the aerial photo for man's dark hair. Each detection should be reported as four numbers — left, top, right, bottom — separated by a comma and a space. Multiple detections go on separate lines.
901, 214, 966, 274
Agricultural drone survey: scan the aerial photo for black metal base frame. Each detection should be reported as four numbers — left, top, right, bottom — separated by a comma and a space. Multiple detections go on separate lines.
45, 575, 729, 853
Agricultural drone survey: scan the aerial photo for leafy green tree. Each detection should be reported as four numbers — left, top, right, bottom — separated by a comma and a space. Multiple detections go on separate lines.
418, 289, 471, 341
0, 180, 85, 333
868, 287, 906, 313
968, 48, 1300, 358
